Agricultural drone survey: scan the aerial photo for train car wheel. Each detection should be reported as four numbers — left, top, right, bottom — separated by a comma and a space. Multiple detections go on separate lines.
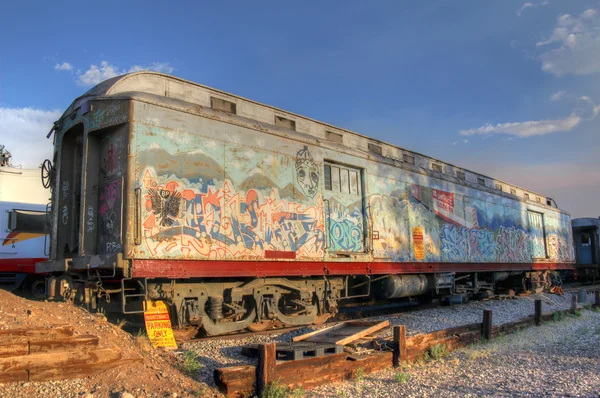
29, 279, 46, 300
248, 320, 272, 332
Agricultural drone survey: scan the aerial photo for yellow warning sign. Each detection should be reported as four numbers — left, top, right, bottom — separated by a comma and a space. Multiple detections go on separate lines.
144, 300, 178, 350
412, 226, 425, 260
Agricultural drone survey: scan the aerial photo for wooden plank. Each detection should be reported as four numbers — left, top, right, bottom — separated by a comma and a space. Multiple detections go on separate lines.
30, 357, 141, 382
0, 342, 28, 358
29, 334, 100, 354
406, 323, 482, 348
491, 318, 533, 334
0, 346, 122, 372
292, 323, 345, 342
0, 326, 73, 342
332, 321, 390, 346
215, 352, 394, 397
458, 330, 481, 343
293, 321, 389, 345
535, 299, 542, 326
482, 309, 492, 340
392, 325, 406, 367
406, 335, 459, 357
256, 343, 276, 397
0, 370, 29, 383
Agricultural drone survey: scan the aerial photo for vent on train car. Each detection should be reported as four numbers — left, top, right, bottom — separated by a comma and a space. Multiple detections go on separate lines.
403, 153, 415, 165
368, 143, 382, 155
456, 171, 465, 180
432, 163, 443, 173
510, 188, 517, 195
495, 183, 503, 191
326, 131, 343, 143
524, 193, 530, 200
477, 177, 485, 186
275, 115, 296, 131
210, 97, 237, 114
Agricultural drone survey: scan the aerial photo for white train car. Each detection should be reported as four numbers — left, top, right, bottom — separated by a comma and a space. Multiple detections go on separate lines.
0, 147, 49, 297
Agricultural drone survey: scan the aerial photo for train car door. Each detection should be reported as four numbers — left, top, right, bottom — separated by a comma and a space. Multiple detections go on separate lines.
578, 232, 593, 264
528, 211, 547, 258
323, 162, 366, 253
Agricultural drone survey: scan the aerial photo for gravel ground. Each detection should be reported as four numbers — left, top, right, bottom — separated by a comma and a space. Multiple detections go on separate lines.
184, 291, 598, 389
305, 308, 600, 398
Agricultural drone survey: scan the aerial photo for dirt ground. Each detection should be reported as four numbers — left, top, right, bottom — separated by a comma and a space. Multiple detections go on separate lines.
0, 289, 222, 398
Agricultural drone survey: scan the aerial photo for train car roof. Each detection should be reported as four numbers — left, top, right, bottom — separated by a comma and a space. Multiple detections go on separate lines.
57, 71, 565, 214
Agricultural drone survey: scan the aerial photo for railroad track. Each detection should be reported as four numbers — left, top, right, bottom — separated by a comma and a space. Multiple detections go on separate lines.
179, 283, 600, 343
561, 283, 600, 294
183, 300, 440, 343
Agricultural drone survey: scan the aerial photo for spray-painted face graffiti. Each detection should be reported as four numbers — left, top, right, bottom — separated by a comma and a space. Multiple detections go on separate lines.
295, 146, 319, 198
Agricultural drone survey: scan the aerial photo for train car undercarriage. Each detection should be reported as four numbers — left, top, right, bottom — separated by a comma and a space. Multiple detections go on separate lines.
44, 270, 554, 336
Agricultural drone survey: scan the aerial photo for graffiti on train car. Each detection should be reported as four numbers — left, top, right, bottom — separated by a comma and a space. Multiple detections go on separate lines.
133, 129, 574, 264
440, 224, 496, 262
139, 169, 325, 259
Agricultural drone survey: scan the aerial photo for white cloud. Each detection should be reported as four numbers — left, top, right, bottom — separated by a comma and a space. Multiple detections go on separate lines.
77, 61, 175, 86
516, 1, 549, 17
459, 114, 582, 137
0, 107, 59, 168
549, 90, 566, 101
536, 9, 600, 75
127, 62, 174, 74
54, 62, 73, 71
517, 3, 533, 17
579, 96, 600, 117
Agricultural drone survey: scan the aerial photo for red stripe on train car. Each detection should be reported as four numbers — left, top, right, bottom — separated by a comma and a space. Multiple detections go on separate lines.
264, 250, 296, 259
0, 258, 48, 274
131, 259, 576, 279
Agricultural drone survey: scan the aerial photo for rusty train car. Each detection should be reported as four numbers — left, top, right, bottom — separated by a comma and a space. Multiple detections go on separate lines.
38, 72, 575, 335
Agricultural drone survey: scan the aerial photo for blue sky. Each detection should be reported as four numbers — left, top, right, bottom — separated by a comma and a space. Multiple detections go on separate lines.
1, 0, 599, 218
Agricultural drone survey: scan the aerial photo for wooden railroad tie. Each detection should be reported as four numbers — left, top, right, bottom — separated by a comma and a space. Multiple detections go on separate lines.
216, 301, 578, 397
0, 325, 141, 383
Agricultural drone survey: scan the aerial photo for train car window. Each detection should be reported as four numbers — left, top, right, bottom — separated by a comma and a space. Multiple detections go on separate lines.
8, 210, 47, 234
510, 188, 517, 195
546, 199, 552, 206
477, 177, 485, 186
340, 168, 350, 194
325, 163, 362, 196
524, 193, 530, 200
331, 166, 341, 192
495, 183, 503, 191
581, 233, 590, 246
536, 197, 541, 203
432, 163, 443, 173
324, 165, 332, 190
350, 171, 359, 195
403, 154, 415, 165
456, 171, 465, 180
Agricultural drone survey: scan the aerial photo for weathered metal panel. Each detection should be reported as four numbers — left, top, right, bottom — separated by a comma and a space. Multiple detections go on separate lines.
120, 98, 576, 266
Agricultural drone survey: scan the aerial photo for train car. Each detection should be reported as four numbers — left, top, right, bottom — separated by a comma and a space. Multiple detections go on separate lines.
0, 146, 50, 298
37, 72, 575, 335
571, 217, 600, 283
